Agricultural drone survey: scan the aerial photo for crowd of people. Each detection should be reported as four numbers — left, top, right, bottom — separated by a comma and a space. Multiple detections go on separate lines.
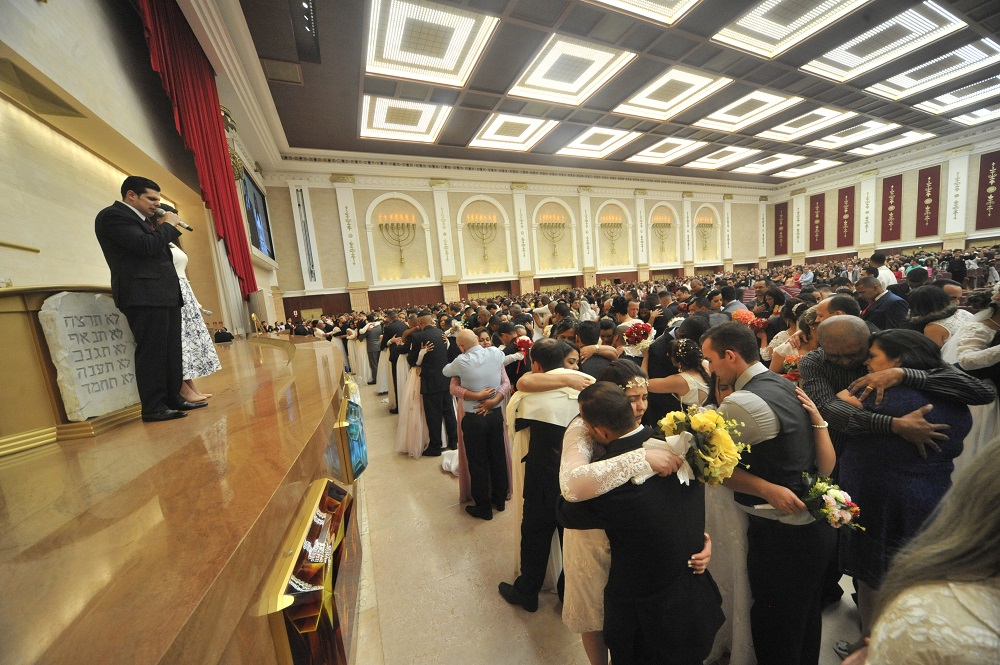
283, 247, 999, 665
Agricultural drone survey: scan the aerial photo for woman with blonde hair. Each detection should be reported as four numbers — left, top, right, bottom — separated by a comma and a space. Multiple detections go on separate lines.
844, 435, 1000, 664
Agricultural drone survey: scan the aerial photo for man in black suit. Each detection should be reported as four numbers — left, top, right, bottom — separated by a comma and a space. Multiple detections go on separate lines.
381, 310, 408, 412
94, 176, 206, 422
857, 276, 908, 330
407, 310, 458, 456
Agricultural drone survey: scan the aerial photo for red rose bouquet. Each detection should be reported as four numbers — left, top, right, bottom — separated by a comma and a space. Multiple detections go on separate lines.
748, 317, 770, 333
623, 321, 654, 355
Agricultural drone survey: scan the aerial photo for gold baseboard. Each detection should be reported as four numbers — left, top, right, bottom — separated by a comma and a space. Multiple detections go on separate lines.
0, 426, 58, 457
57, 404, 142, 441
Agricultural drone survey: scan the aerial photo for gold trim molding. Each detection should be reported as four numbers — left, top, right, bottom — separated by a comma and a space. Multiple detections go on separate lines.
330, 175, 356, 184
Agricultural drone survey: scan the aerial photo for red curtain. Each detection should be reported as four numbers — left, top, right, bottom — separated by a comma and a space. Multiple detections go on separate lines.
136, 0, 258, 298
774, 202, 788, 255
809, 193, 825, 252
837, 186, 855, 247
976, 149, 1000, 230
880, 174, 902, 242
915, 165, 940, 238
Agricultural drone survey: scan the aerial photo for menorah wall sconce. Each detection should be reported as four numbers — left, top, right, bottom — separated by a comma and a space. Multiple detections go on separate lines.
466, 217, 498, 261
600, 222, 623, 255
697, 225, 712, 254
538, 222, 565, 256
651, 223, 672, 254
378, 211, 416, 264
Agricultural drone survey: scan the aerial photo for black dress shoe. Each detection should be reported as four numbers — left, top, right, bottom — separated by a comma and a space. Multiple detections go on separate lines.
142, 409, 187, 422
465, 505, 492, 521
498, 582, 537, 612
492, 501, 506, 512
422, 447, 442, 457
367, 381, 376, 385
447, 443, 458, 450
171, 400, 208, 410
389, 408, 399, 415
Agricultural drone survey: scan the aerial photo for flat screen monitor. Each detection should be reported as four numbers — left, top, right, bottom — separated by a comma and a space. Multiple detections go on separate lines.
242, 171, 275, 260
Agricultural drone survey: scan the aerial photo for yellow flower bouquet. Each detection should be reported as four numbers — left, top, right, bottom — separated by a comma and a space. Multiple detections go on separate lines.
656, 406, 744, 486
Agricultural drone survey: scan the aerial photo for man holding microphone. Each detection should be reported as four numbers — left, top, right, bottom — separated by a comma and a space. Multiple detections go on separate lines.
95, 176, 206, 422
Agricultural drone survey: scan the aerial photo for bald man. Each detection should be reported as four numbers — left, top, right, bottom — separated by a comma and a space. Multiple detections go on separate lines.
443, 328, 510, 519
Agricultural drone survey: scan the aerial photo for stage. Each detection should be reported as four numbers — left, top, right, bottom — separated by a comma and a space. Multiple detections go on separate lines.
0, 337, 355, 665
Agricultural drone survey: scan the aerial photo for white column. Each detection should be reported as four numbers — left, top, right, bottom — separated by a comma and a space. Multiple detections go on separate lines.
723, 197, 733, 261
287, 181, 324, 292
634, 190, 648, 265
791, 193, 806, 255
332, 180, 366, 285
758, 199, 768, 258
511, 185, 532, 273
859, 177, 877, 246
430, 180, 457, 277
681, 197, 694, 264
579, 187, 594, 270
945, 154, 970, 236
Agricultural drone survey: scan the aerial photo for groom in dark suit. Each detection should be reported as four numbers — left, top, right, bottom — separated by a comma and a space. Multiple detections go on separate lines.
856, 276, 908, 330
95, 176, 207, 422
407, 310, 458, 456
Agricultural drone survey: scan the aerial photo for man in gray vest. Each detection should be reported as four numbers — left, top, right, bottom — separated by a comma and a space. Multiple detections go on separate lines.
361, 313, 382, 385
701, 323, 834, 665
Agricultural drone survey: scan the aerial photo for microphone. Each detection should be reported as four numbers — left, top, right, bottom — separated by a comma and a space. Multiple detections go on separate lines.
154, 206, 194, 231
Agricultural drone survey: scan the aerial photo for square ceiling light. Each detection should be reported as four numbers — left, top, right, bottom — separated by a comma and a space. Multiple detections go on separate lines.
684, 146, 761, 170
556, 127, 642, 158
807, 120, 899, 149
952, 104, 1000, 126
731, 153, 807, 174
916, 76, 1000, 114
866, 39, 1000, 100
757, 107, 858, 141
773, 159, 842, 178
625, 137, 707, 164
713, 0, 872, 59
801, 2, 966, 83
847, 130, 935, 156
468, 113, 559, 151
359, 95, 451, 142
508, 35, 635, 106
582, 0, 704, 25
692, 90, 802, 132
614, 67, 732, 121
366, 0, 498, 87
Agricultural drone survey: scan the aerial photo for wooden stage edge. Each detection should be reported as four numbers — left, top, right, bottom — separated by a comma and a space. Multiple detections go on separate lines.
0, 337, 357, 665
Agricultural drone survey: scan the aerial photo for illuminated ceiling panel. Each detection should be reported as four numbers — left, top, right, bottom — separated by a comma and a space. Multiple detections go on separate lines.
468, 113, 559, 151
614, 67, 732, 121
509, 36, 635, 106
684, 146, 761, 170
366, 0, 499, 87
692, 90, 802, 131
807, 120, 899, 149
952, 103, 1000, 126
731, 153, 807, 174
359, 95, 451, 142
556, 128, 643, 158
625, 137, 708, 164
801, 1, 966, 82
756, 107, 857, 141
915, 76, 1000, 114
713, 0, 872, 58
867, 39, 1000, 100
772, 159, 842, 178
847, 131, 936, 155
582, 0, 704, 25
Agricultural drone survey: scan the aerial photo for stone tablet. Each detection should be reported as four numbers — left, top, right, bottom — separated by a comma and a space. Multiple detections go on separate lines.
39, 292, 140, 421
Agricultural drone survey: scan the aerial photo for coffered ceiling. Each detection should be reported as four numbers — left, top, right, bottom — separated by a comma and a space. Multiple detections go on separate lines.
239, 0, 1000, 183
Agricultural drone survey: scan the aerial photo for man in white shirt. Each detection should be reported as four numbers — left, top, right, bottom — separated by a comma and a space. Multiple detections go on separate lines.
869, 252, 897, 288
443, 330, 509, 520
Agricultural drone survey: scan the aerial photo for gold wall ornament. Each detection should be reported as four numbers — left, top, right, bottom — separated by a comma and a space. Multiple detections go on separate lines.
466, 221, 497, 261
220, 106, 237, 134
230, 148, 245, 181
377, 212, 417, 264
538, 222, 564, 256
651, 223, 672, 254
697, 226, 711, 253
601, 222, 623, 255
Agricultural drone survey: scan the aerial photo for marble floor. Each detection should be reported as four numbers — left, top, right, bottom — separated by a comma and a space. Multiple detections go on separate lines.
351, 380, 860, 665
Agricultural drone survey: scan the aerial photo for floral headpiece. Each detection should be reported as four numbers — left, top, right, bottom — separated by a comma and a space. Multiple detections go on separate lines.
675, 338, 697, 355
623, 376, 649, 389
